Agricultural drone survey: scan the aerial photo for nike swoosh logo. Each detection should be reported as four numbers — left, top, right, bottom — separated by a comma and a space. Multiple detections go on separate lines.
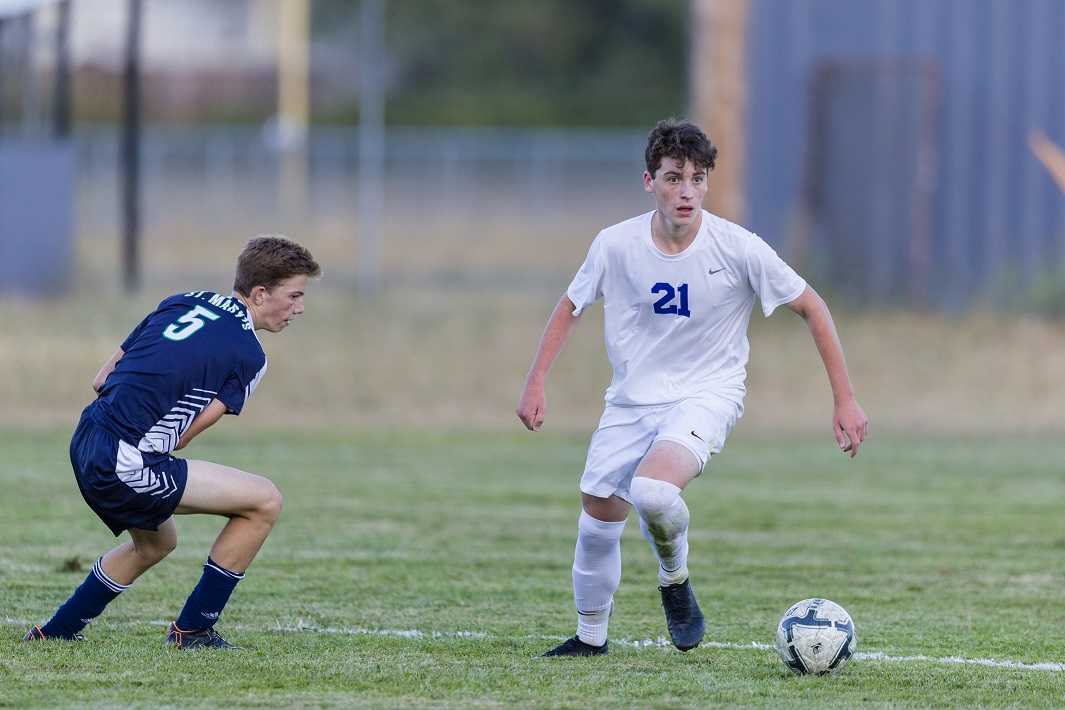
690, 430, 704, 441
708, 267, 726, 275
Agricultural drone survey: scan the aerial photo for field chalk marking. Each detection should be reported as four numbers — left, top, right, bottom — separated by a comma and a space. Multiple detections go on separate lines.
7, 616, 1065, 672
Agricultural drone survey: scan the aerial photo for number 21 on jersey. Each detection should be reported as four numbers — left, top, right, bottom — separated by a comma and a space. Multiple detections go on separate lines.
651, 282, 691, 318
163, 305, 221, 341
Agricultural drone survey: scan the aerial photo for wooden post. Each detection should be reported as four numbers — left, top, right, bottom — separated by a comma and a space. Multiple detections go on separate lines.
278, 0, 310, 218
690, 0, 748, 223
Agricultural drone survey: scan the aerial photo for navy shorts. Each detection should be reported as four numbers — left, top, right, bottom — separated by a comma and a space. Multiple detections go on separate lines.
70, 405, 188, 536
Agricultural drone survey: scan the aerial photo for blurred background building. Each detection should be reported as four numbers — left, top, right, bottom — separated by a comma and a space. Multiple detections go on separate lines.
745, 0, 1065, 312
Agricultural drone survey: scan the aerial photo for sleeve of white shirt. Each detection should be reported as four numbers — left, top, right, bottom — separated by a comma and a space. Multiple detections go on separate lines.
565, 233, 607, 316
745, 234, 807, 317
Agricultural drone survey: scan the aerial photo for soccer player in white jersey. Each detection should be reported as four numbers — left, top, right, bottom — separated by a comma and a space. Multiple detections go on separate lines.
518, 119, 868, 656
23, 236, 320, 649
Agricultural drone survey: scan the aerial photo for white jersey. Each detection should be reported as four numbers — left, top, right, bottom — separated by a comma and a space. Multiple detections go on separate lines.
566, 209, 806, 409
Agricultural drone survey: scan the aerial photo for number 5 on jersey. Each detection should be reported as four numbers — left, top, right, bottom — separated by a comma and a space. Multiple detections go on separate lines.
651, 282, 691, 317
163, 305, 221, 341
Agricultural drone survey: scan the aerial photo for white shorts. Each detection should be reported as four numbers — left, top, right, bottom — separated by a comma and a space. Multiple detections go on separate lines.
579, 396, 741, 503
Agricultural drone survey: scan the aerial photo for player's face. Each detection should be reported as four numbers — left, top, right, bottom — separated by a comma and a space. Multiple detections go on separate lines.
254, 274, 308, 333
643, 157, 709, 228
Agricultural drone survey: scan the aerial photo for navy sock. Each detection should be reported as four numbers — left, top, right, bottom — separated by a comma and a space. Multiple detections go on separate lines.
41, 558, 128, 639
175, 557, 244, 631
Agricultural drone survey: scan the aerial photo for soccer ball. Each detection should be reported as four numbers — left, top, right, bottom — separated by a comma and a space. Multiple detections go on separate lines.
775, 598, 857, 675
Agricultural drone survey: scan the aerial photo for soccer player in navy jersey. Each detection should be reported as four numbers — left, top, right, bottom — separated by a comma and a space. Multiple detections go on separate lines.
24, 235, 320, 649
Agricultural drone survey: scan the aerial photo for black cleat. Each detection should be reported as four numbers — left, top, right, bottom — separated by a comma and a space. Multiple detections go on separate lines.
22, 625, 85, 642
542, 635, 608, 657
659, 579, 705, 651
165, 622, 239, 650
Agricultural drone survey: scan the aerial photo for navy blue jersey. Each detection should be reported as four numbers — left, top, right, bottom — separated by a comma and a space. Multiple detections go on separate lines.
92, 291, 267, 453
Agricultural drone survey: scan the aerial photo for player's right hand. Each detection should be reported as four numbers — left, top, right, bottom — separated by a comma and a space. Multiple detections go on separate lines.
516, 384, 546, 432
833, 398, 868, 458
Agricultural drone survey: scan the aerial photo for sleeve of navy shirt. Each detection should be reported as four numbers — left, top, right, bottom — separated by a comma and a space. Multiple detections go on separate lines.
210, 294, 268, 416
216, 343, 267, 416
119, 313, 154, 352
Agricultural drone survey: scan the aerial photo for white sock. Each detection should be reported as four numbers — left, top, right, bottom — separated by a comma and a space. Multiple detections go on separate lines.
630, 477, 690, 587
572, 510, 626, 647
639, 515, 689, 586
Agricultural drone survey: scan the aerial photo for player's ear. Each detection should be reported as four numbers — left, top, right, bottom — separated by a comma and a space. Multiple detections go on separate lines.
251, 285, 268, 305
643, 171, 654, 192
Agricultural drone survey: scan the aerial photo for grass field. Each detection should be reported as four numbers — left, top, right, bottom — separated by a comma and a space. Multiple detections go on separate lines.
3, 428, 1065, 707
3, 141, 1055, 707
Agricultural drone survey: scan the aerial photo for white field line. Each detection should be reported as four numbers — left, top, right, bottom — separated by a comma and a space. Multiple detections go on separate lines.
6, 616, 1065, 672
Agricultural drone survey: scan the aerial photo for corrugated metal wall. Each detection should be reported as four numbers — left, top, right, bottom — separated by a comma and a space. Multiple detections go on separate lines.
746, 0, 1065, 308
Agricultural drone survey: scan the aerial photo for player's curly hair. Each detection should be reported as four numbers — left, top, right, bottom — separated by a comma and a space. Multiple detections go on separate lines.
644, 118, 718, 177
233, 234, 321, 296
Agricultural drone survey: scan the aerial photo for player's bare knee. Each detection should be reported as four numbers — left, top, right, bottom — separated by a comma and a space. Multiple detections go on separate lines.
254, 481, 283, 525
134, 537, 176, 566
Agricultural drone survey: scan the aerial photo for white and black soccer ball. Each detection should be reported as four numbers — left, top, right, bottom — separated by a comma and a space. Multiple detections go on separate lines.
775, 598, 857, 675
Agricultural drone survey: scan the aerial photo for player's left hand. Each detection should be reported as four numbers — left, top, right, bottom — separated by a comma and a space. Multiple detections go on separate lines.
833, 398, 868, 458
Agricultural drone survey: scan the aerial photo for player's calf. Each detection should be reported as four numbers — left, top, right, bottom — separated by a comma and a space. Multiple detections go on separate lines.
631, 476, 690, 586
27, 557, 131, 642
572, 511, 625, 647
174, 557, 247, 633
103, 522, 179, 584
